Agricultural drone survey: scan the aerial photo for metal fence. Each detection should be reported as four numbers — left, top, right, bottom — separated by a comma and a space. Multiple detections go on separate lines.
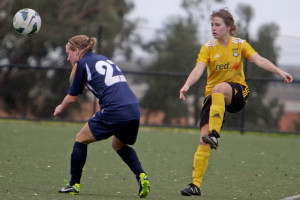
1, 64, 299, 134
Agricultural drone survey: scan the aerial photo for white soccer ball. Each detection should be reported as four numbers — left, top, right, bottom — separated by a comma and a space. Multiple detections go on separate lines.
13, 8, 41, 36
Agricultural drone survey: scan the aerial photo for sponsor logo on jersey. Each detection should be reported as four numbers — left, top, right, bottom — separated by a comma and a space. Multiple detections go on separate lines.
231, 62, 239, 71
216, 62, 229, 70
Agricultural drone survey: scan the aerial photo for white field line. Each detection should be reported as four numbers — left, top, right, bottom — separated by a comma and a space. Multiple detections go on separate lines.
282, 194, 300, 200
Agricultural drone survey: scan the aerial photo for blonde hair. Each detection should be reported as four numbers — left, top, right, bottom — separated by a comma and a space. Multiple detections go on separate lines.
211, 8, 237, 36
67, 35, 97, 82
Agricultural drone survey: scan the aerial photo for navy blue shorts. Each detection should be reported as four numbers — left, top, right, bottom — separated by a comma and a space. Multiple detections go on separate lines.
88, 112, 140, 145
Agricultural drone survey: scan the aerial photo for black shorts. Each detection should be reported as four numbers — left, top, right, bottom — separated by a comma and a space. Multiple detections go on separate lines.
199, 82, 250, 128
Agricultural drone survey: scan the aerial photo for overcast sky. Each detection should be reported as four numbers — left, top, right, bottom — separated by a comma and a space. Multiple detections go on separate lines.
127, 0, 300, 67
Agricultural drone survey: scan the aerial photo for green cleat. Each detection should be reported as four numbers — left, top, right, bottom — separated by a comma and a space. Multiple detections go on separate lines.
138, 173, 150, 198
58, 183, 80, 195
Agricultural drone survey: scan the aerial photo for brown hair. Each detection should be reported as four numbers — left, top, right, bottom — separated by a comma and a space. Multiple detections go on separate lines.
67, 35, 97, 82
211, 8, 237, 36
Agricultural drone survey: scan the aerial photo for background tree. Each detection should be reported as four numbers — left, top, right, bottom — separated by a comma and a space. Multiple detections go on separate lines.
0, 0, 135, 119
140, 18, 201, 124
236, 3, 253, 36
0, 1, 287, 131
223, 4, 282, 130
245, 23, 282, 130
140, 0, 223, 125
140, 2, 282, 130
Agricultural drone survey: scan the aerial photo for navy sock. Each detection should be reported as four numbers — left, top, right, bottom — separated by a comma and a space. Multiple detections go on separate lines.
117, 146, 145, 180
70, 142, 87, 185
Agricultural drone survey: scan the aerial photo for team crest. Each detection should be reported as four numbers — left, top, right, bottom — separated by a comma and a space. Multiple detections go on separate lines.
232, 48, 239, 57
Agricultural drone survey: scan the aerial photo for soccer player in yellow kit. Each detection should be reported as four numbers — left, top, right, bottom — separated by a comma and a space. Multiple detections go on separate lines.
179, 8, 293, 196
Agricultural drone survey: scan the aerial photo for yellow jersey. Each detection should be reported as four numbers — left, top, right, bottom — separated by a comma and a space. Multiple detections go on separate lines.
197, 37, 257, 97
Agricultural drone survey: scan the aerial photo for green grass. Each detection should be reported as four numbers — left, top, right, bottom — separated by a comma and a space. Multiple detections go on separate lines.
0, 120, 300, 200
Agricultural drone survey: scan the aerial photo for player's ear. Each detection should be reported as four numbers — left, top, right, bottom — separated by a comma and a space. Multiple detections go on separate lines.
75, 48, 80, 56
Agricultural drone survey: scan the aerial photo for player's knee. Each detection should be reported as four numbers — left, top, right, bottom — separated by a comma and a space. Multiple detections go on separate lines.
75, 132, 82, 142
112, 141, 127, 152
212, 82, 229, 94
112, 144, 126, 152
199, 141, 211, 147
75, 131, 94, 144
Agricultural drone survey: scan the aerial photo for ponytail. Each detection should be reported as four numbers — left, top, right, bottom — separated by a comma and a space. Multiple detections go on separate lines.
69, 63, 77, 83
66, 35, 97, 82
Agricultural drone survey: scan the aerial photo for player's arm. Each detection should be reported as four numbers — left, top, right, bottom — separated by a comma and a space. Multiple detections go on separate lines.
250, 53, 293, 83
53, 94, 77, 117
179, 62, 206, 101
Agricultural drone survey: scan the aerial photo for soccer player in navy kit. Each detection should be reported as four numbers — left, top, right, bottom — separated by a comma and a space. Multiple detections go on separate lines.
54, 35, 150, 198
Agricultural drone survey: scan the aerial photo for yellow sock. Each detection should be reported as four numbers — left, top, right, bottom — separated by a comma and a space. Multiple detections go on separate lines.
192, 145, 211, 188
209, 93, 225, 133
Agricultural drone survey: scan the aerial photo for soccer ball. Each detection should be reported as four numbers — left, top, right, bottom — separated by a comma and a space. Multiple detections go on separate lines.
13, 8, 41, 36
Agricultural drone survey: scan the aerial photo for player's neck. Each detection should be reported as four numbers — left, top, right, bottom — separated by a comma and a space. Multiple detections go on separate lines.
218, 35, 231, 47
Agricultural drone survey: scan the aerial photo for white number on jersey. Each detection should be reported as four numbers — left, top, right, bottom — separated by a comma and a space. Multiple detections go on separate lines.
95, 60, 126, 86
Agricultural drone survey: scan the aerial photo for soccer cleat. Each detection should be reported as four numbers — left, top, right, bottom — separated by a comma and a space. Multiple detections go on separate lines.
181, 183, 201, 196
58, 183, 80, 195
202, 130, 219, 150
138, 173, 150, 198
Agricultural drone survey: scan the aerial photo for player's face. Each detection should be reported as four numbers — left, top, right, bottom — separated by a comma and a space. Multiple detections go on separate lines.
211, 17, 230, 39
66, 46, 79, 66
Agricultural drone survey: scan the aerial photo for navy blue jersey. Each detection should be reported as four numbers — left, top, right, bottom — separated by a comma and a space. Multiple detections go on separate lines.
68, 51, 140, 122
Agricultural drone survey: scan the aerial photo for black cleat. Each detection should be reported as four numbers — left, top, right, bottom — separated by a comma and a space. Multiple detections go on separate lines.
202, 130, 220, 149
181, 183, 201, 196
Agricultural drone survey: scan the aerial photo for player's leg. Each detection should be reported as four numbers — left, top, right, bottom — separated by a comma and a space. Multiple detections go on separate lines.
182, 83, 249, 196
112, 136, 146, 180
181, 96, 213, 196
112, 120, 150, 198
112, 136, 150, 197
181, 124, 210, 196
202, 82, 232, 149
58, 123, 97, 194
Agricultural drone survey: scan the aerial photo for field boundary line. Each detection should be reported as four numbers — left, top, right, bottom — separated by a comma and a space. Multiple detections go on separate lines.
282, 194, 300, 200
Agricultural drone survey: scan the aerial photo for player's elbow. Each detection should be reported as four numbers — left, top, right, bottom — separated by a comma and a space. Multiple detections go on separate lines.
252, 54, 267, 69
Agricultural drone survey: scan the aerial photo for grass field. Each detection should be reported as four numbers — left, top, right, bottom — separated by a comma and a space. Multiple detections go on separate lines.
1, 119, 300, 200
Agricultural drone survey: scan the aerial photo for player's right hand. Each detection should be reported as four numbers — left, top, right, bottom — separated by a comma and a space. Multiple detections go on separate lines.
53, 105, 62, 117
179, 85, 189, 101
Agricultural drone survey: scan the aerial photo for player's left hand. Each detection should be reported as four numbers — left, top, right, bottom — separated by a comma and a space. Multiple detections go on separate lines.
280, 71, 293, 84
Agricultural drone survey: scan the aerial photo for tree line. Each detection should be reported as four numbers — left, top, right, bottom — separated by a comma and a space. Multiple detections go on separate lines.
0, 0, 283, 130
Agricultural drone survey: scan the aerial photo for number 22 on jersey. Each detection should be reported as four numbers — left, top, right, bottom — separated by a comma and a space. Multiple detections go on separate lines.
95, 60, 127, 86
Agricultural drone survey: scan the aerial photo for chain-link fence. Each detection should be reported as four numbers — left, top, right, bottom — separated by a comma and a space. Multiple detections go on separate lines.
1, 64, 299, 134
